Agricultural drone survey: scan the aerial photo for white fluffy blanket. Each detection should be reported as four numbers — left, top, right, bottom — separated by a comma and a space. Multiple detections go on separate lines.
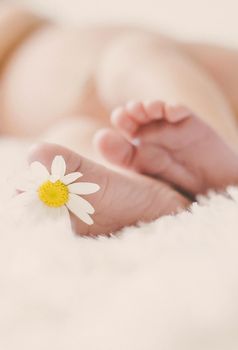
0, 138, 238, 350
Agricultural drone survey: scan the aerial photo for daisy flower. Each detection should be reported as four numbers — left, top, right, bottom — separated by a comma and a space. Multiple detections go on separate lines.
17, 155, 100, 225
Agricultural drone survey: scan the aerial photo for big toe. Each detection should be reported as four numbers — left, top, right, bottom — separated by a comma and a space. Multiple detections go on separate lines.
28, 143, 185, 237
94, 128, 137, 168
29, 143, 112, 236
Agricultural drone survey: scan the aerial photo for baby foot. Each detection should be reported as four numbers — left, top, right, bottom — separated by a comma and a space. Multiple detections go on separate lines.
94, 100, 238, 195
29, 143, 188, 236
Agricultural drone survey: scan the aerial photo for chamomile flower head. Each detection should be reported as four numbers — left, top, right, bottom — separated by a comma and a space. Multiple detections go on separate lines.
17, 155, 100, 226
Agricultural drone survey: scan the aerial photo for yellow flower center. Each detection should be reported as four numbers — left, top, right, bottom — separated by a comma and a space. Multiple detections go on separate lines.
38, 180, 69, 208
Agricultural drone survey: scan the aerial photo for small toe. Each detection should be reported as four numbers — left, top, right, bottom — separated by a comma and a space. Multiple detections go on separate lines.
111, 106, 138, 137
143, 100, 165, 120
94, 128, 136, 167
165, 105, 192, 123
126, 101, 148, 124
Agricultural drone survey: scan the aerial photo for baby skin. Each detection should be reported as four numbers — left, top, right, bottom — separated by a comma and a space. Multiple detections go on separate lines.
30, 100, 238, 236
29, 143, 189, 236
95, 100, 238, 196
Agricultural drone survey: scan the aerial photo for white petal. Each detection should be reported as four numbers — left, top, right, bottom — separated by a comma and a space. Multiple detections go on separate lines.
48, 207, 70, 225
67, 193, 95, 214
30, 161, 49, 184
49, 174, 60, 183
16, 170, 34, 192
9, 193, 39, 223
68, 182, 100, 195
47, 206, 62, 220
31, 200, 52, 220
60, 206, 72, 230
42, 206, 72, 232
13, 191, 37, 206
31, 201, 64, 222
16, 179, 38, 192
67, 202, 94, 225
51, 156, 66, 180
62, 172, 83, 185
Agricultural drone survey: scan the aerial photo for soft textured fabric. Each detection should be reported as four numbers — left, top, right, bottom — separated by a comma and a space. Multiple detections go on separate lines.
0, 138, 238, 350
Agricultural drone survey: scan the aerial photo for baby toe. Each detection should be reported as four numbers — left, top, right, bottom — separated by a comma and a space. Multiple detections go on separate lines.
126, 101, 148, 124
111, 106, 138, 137
165, 105, 192, 123
94, 128, 136, 168
143, 100, 165, 120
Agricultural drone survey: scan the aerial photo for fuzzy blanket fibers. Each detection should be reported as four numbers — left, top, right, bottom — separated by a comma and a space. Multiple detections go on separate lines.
0, 138, 237, 350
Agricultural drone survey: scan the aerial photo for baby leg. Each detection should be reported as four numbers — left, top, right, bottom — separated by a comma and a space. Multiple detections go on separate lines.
96, 32, 238, 148
0, 4, 44, 66
184, 42, 238, 119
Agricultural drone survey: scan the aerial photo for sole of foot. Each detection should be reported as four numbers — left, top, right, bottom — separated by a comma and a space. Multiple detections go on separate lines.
28, 143, 189, 236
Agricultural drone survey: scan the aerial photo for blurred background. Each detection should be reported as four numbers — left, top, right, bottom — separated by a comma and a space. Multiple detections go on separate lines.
7, 0, 238, 46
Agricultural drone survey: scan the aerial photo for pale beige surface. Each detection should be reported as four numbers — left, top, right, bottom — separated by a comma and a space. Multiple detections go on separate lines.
7, 0, 238, 45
